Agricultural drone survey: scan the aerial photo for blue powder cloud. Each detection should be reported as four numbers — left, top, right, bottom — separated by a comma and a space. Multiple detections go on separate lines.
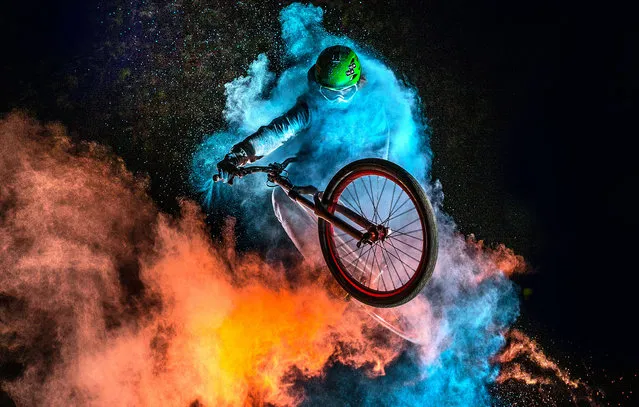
191, 3, 519, 406
191, 3, 430, 207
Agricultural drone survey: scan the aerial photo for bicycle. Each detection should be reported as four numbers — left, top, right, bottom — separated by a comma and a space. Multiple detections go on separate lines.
214, 157, 438, 308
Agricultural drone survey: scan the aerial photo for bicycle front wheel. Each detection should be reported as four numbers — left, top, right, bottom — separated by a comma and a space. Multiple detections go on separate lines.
318, 158, 438, 308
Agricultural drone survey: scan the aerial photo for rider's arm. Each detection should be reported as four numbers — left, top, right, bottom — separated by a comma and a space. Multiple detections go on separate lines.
229, 99, 311, 162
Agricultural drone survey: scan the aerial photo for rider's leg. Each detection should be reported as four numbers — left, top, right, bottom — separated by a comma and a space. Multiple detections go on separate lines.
272, 187, 324, 267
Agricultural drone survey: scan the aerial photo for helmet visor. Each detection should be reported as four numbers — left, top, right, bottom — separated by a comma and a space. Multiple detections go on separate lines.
319, 83, 358, 102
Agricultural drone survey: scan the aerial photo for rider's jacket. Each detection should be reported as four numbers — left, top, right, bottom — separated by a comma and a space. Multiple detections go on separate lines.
231, 68, 391, 187
231, 69, 317, 159
236, 99, 312, 158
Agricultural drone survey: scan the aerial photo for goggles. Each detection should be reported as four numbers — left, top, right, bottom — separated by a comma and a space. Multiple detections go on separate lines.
319, 83, 359, 102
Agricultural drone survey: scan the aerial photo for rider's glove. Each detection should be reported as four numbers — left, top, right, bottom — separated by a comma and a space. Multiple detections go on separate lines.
215, 141, 256, 183
216, 152, 245, 182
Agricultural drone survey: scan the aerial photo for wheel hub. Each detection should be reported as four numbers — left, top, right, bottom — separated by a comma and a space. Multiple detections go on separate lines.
357, 224, 389, 247
370, 224, 389, 242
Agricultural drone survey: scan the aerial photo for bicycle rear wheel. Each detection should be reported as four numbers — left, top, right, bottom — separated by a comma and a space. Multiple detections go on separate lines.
318, 158, 438, 308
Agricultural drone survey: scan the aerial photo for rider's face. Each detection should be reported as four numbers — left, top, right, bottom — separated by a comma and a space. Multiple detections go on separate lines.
319, 83, 358, 104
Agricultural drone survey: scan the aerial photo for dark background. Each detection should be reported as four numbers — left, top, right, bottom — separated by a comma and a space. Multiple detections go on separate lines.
1, 0, 637, 404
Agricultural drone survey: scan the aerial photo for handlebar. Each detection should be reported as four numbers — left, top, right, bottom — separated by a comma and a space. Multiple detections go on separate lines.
213, 157, 297, 184
279, 157, 298, 168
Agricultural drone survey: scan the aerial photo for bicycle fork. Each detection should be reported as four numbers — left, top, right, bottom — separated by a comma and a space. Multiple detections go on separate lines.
269, 174, 386, 247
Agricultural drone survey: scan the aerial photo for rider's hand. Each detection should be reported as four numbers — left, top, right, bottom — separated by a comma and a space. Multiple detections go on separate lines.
216, 153, 243, 183
215, 141, 259, 184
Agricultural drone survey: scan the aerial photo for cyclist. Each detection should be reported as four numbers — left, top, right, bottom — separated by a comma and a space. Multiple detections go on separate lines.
216, 45, 377, 265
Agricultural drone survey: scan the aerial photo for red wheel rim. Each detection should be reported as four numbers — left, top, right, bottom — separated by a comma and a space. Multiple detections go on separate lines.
324, 169, 428, 299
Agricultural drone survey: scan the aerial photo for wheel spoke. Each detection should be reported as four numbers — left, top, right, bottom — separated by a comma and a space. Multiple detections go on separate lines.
388, 236, 423, 253
348, 244, 370, 276
369, 243, 381, 288
351, 179, 368, 220
389, 217, 422, 234
360, 177, 379, 223
341, 244, 373, 275
339, 193, 364, 219
375, 176, 388, 221
343, 186, 367, 219
382, 251, 396, 290
387, 182, 397, 222
335, 237, 356, 249
386, 188, 406, 224
340, 241, 370, 260
386, 230, 423, 240
361, 243, 375, 285
385, 207, 417, 224
383, 196, 411, 224
379, 244, 400, 289
387, 239, 421, 263
380, 272, 389, 291
384, 239, 415, 280
375, 246, 391, 292
368, 176, 382, 223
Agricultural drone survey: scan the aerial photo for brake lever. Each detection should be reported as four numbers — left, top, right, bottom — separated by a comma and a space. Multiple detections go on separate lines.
266, 157, 298, 175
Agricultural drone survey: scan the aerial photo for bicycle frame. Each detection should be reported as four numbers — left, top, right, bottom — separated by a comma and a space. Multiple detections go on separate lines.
222, 158, 380, 244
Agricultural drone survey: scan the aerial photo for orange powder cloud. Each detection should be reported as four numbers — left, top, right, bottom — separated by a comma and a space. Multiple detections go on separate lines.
465, 234, 527, 281
495, 329, 599, 405
0, 113, 402, 406
3, 113, 571, 407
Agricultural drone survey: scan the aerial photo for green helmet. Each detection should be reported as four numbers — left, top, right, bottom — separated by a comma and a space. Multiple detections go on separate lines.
314, 45, 361, 90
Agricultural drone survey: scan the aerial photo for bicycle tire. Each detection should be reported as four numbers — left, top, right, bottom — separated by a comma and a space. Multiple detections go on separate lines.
318, 158, 438, 307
